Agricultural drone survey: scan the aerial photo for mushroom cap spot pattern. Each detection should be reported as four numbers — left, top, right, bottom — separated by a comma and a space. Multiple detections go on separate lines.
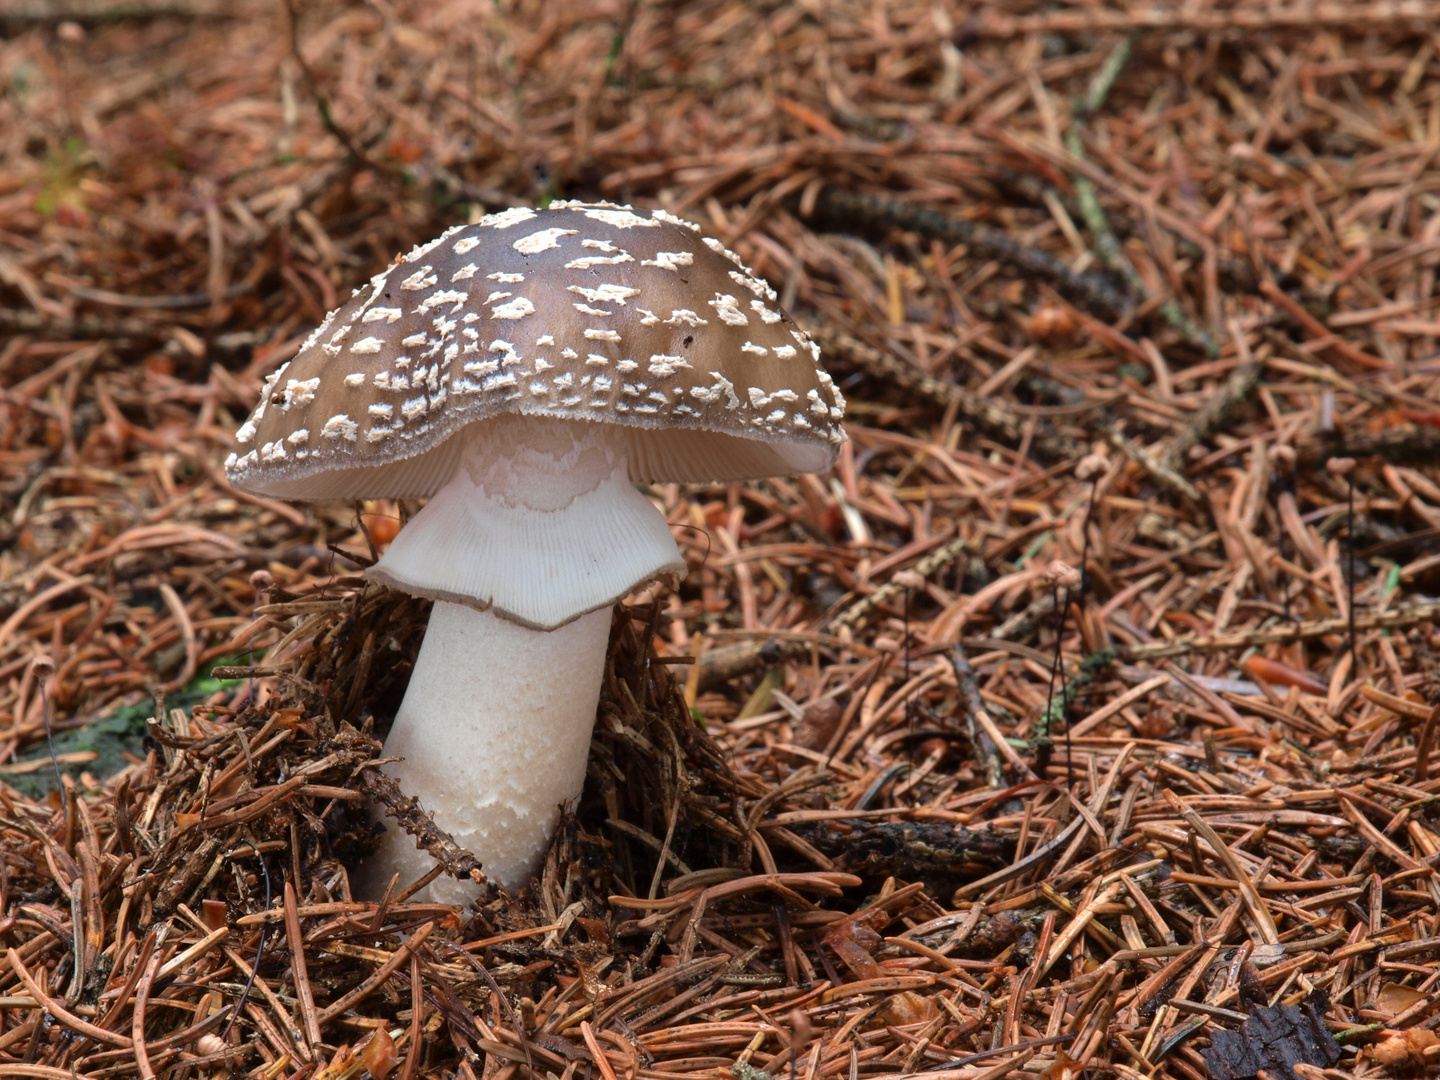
226, 202, 844, 500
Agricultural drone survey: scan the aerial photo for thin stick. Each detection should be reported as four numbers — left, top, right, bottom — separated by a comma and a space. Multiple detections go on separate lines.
222, 840, 271, 1044
1058, 590, 1072, 791
1077, 474, 1101, 604
1035, 563, 1081, 754
1066, 34, 1213, 354
132, 944, 164, 1078
902, 585, 912, 728
829, 535, 972, 632
316, 921, 435, 1024
7, 947, 132, 1049
803, 315, 1083, 462
1347, 473, 1358, 675
974, 3, 1440, 34
1416, 703, 1440, 783
1162, 790, 1280, 946
31, 657, 65, 818
284, 880, 323, 1050
581, 1021, 621, 1080
398, 952, 424, 1080
1125, 599, 1440, 659
1328, 457, 1359, 676
1044, 583, 1065, 782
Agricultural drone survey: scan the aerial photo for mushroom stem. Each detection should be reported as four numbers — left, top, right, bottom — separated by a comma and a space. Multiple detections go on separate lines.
356, 416, 685, 899
363, 600, 612, 900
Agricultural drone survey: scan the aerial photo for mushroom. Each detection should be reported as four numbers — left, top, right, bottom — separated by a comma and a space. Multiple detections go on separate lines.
225, 201, 846, 899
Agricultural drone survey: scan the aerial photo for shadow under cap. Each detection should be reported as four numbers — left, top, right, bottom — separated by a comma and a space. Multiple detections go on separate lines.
240, 415, 831, 500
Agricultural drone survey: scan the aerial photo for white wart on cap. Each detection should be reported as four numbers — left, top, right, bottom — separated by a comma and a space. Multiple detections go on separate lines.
226, 200, 845, 502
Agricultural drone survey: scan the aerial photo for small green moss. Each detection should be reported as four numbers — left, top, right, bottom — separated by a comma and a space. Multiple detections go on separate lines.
11, 656, 249, 799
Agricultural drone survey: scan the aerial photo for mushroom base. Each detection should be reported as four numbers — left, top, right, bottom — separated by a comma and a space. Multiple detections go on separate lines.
358, 600, 612, 902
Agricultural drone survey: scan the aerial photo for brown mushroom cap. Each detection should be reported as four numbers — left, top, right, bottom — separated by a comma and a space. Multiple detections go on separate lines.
225, 202, 845, 500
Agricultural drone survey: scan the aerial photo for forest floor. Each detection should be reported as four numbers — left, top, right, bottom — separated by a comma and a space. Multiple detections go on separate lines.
4, 2, 1440, 1079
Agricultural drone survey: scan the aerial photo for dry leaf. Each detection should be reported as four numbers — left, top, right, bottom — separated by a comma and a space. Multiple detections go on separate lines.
881, 990, 938, 1026
1375, 983, 1427, 1016
361, 1026, 399, 1080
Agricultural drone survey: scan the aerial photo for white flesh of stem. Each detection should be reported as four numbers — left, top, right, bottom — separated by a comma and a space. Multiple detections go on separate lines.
362, 601, 610, 900
358, 416, 683, 898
